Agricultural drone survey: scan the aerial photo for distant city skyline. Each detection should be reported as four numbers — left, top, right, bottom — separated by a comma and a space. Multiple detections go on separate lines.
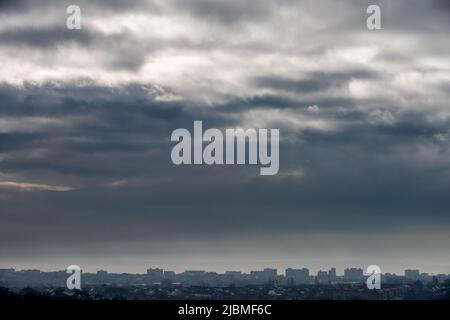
2, 264, 448, 290
2, 265, 445, 276
1, 261, 448, 276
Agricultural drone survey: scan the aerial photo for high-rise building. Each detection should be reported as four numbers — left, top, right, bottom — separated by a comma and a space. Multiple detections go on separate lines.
344, 268, 364, 282
329, 268, 337, 282
147, 268, 164, 281
163, 270, 176, 281
97, 270, 108, 276
405, 269, 420, 281
285, 268, 310, 285
263, 268, 277, 283
317, 270, 329, 284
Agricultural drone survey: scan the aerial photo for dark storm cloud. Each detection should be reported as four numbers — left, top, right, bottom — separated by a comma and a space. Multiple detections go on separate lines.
0, 27, 95, 48
0, 27, 150, 71
254, 70, 378, 94
371, 0, 450, 33
2, 123, 450, 248
0, 0, 27, 11
0, 0, 155, 13
0, 133, 39, 152
1, 82, 449, 235
433, 0, 450, 11
0, 82, 182, 117
0, 82, 238, 182
216, 94, 358, 112
170, 0, 274, 24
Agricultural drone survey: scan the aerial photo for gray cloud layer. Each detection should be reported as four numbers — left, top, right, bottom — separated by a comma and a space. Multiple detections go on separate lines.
0, 0, 449, 273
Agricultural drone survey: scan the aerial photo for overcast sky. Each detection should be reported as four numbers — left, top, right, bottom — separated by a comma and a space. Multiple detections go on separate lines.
0, 0, 449, 274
